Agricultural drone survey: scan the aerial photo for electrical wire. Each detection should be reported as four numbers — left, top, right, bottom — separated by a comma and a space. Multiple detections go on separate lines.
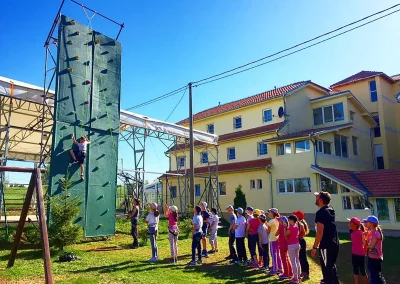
194, 8, 400, 87
192, 3, 400, 85
126, 4, 400, 110
165, 86, 188, 121
126, 85, 188, 110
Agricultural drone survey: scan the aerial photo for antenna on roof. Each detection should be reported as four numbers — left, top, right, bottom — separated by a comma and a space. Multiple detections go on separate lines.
274, 86, 276, 90
218, 102, 220, 106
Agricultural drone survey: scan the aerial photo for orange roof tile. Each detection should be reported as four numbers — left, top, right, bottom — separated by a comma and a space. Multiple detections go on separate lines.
177, 81, 310, 125
330, 71, 395, 89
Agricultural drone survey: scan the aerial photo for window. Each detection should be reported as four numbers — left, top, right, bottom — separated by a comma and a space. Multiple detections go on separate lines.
341, 186, 351, 193
375, 199, 389, 221
170, 186, 177, 198
257, 142, 268, 156
352, 136, 358, 156
250, 180, 255, 190
394, 198, 400, 222
350, 111, 355, 122
277, 143, 291, 156
295, 140, 310, 153
177, 156, 185, 168
313, 103, 344, 125
263, 109, 272, 123
334, 135, 348, 158
320, 175, 338, 194
201, 152, 208, 164
227, 147, 236, 160
218, 182, 226, 196
373, 116, 381, 138
257, 179, 262, 190
207, 123, 214, 134
195, 184, 201, 197
369, 81, 378, 102
316, 140, 332, 155
277, 178, 311, 194
374, 144, 384, 169
342, 196, 352, 210
342, 196, 366, 210
233, 116, 242, 129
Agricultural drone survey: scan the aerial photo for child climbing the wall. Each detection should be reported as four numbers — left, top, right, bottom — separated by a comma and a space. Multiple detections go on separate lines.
70, 133, 90, 180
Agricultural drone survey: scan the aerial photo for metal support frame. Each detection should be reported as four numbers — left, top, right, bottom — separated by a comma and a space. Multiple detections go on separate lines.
119, 125, 219, 216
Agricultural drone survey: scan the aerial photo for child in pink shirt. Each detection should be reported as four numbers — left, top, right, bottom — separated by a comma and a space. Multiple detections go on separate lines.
285, 215, 301, 284
347, 217, 368, 284
275, 216, 292, 279
164, 203, 179, 263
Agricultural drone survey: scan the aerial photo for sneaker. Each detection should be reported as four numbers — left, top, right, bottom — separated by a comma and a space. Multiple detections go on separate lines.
168, 258, 174, 263
320, 280, 325, 284
188, 260, 196, 266
208, 249, 215, 254
234, 260, 242, 265
279, 274, 291, 280
302, 274, 310, 281
268, 271, 279, 276
215, 249, 219, 252
197, 259, 202, 265
201, 250, 207, 256
289, 279, 300, 284
249, 263, 259, 268
148, 257, 158, 262
204, 252, 209, 258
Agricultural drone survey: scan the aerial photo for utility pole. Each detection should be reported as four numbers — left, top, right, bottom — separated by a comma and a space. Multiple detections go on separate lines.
188, 82, 195, 208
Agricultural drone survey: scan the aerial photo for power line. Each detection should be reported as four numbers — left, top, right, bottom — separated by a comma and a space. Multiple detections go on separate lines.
165, 86, 188, 121
126, 4, 400, 110
126, 85, 187, 110
192, 3, 400, 85
194, 8, 400, 87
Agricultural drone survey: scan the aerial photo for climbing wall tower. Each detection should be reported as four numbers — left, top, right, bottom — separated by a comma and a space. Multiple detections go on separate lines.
48, 15, 121, 237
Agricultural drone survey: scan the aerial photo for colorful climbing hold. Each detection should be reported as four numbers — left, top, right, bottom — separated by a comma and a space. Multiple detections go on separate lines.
67, 67, 72, 73
67, 40, 73, 45
75, 56, 80, 60
84, 100, 89, 105
69, 20, 76, 25
85, 80, 91, 85
73, 83, 77, 87
76, 31, 80, 35
95, 39, 100, 44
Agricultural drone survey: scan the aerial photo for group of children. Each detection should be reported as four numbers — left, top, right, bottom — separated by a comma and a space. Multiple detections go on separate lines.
348, 215, 386, 284
130, 201, 386, 284
225, 206, 310, 284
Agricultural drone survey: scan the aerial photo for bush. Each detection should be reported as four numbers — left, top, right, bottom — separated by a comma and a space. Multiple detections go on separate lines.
48, 175, 83, 251
137, 224, 149, 245
233, 184, 247, 210
179, 218, 193, 239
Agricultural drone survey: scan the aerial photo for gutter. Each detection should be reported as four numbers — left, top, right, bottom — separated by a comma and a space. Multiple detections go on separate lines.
266, 165, 274, 208
309, 134, 317, 166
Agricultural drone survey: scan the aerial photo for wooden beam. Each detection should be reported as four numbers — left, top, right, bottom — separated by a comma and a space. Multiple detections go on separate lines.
35, 168, 53, 284
7, 171, 36, 267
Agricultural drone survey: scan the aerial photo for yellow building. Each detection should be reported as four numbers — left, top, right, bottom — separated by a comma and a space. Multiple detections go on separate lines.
162, 75, 400, 233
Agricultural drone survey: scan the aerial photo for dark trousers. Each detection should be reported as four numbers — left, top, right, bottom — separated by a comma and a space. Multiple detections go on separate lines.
131, 224, 138, 247
319, 246, 339, 284
261, 243, 270, 268
352, 254, 366, 276
368, 257, 386, 284
248, 234, 258, 258
236, 237, 247, 262
299, 238, 310, 274
229, 232, 238, 260
191, 232, 202, 261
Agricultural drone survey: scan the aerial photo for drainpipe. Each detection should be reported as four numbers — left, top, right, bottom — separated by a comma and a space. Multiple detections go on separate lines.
266, 164, 274, 208
309, 134, 317, 166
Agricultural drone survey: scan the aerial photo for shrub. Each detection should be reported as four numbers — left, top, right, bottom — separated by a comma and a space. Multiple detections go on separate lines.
179, 218, 193, 239
233, 184, 247, 210
48, 174, 83, 251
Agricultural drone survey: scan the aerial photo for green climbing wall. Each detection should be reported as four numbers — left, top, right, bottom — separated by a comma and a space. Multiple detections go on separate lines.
48, 15, 121, 237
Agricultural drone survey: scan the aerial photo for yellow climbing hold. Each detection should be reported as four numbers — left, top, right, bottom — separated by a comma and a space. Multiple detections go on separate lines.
73, 83, 77, 87
76, 31, 80, 35
95, 39, 100, 44
75, 56, 80, 60
69, 20, 76, 25
67, 68, 72, 73
67, 40, 73, 45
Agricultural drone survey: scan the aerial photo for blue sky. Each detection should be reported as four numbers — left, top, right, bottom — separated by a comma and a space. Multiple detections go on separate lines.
1, 0, 399, 183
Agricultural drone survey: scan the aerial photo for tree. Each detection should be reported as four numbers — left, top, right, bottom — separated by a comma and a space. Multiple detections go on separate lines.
48, 174, 82, 251
233, 184, 247, 211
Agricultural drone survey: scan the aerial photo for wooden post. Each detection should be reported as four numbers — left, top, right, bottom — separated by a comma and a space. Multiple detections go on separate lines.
35, 168, 53, 284
7, 171, 36, 267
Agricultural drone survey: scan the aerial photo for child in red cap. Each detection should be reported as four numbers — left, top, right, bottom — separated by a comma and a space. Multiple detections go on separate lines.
293, 210, 310, 281
348, 217, 368, 284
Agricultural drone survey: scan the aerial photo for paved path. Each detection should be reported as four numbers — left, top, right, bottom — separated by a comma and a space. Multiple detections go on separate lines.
0, 215, 38, 223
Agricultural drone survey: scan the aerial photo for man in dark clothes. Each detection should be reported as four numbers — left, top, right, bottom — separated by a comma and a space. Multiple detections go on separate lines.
311, 191, 340, 284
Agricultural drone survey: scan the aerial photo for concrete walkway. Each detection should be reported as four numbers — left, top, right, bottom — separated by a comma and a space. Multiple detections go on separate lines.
0, 215, 38, 223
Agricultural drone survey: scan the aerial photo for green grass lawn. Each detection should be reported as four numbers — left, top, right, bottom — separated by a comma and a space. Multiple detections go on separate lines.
0, 218, 398, 284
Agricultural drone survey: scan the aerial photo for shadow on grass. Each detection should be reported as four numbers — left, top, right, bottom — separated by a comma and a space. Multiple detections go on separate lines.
0, 249, 43, 261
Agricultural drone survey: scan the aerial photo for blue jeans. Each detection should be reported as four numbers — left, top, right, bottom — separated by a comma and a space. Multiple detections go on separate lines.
261, 243, 269, 268
368, 257, 386, 284
248, 234, 258, 258
149, 232, 158, 258
192, 232, 202, 261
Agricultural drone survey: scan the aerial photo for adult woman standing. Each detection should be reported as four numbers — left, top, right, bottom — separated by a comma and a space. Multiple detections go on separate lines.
128, 198, 140, 249
164, 203, 179, 263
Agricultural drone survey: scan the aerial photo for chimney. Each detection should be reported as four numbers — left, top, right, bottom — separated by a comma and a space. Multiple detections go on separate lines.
218, 102, 221, 106
274, 86, 276, 90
